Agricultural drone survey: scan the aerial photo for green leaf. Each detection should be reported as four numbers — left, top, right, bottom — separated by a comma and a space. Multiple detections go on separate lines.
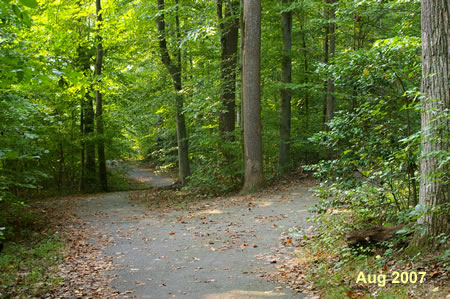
16, 69, 24, 82
21, 183, 37, 188
19, 0, 38, 9
4, 151, 19, 159
21, 11, 31, 26
11, 4, 21, 18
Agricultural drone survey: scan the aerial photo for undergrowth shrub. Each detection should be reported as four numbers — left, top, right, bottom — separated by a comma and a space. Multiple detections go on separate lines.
307, 99, 420, 223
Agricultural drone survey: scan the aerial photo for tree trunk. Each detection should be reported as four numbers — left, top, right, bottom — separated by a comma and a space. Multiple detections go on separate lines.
58, 142, 64, 192
279, 0, 292, 174
242, 0, 264, 193
301, 24, 310, 129
217, 0, 239, 139
75, 3, 96, 192
326, 0, 335, 126
417, 0, 449, 240
84, 92, 96, 189
95, 0, 108, 191
79, 103, 85, 192
156, 0, 191, 184
322, 0, 335, 129
240, 0, 245, 184
322, 3, 329, 128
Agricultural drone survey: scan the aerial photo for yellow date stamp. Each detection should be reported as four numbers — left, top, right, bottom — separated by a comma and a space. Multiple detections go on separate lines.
356, 271, 427, 287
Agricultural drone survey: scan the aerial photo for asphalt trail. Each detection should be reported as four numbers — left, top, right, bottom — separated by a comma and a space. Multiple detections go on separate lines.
76, 166, 315, 299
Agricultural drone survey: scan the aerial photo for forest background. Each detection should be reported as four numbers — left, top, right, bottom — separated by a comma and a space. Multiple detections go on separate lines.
0, 0, 448, 297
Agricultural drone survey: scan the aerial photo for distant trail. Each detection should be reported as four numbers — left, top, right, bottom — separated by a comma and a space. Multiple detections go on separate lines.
75, 165, 315, 298
126, 164, 174, 187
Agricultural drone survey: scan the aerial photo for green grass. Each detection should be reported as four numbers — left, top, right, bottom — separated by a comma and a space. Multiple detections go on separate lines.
0, 237, 64, 298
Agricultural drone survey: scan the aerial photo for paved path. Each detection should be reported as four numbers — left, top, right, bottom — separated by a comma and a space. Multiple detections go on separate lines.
76, 166, 315, 299
126, 165, 174, 187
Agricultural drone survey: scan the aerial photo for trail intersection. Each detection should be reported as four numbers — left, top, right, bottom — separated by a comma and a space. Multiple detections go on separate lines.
72, 166, 315, 298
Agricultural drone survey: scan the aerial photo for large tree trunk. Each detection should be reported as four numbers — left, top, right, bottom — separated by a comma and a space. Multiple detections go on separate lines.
75, 4, 96, 192
322, 3, 329, 128
326, 0, 335, 126
240, 0, 245, 184
95, 0, 108, 191
322, 0, 335, 129
242, 0, 264, 193
84, 92, 96, 189
279, 0, 292, 174
156, 0, 191, 184
300, 23, 310, 129
417, 0, 449, 239
217, 0, 239, 139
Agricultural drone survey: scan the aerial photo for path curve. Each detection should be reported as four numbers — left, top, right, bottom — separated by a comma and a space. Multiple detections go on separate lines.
75, 166, 315, 298
126, 165, 174, 187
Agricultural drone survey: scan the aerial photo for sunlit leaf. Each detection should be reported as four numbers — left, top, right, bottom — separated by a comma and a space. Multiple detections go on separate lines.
19, 0, 38, 9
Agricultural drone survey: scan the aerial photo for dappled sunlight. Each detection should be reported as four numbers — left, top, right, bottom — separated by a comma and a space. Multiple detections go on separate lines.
203, 290, 288, 298
258, 201, 273, 207
199, 209, 224, 215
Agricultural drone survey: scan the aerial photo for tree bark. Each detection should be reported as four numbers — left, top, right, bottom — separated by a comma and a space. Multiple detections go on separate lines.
279, 0, 292, 173
240, 0, 245, 183
75, 3, 95, 192
323, 0, 335, 129
417, 0, 449, 239
217, 0, 239, 139
242, 0, 264, 193
95, 0, 108, 191
58, 142, 64, 192
79, 104, 85, 191
300, 24, 309, 127
84, 92, 96, 189
322, 3, 329, 128
157, 0, 191, 184
326, 0, 335, 126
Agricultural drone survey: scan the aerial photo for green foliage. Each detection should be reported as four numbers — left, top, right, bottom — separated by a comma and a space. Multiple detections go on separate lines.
186, 132, 244, 195
0, 0, 447, 296
0, 0, 438, 203
307, 35, 422, 223
0, 93, 52, 239
308, 99, 420, 221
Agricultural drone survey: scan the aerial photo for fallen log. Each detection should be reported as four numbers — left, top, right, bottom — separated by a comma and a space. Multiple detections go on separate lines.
346, 225, 404, 244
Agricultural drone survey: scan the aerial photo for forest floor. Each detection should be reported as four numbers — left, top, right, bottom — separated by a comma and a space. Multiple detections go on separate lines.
48, 164, 317, 298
